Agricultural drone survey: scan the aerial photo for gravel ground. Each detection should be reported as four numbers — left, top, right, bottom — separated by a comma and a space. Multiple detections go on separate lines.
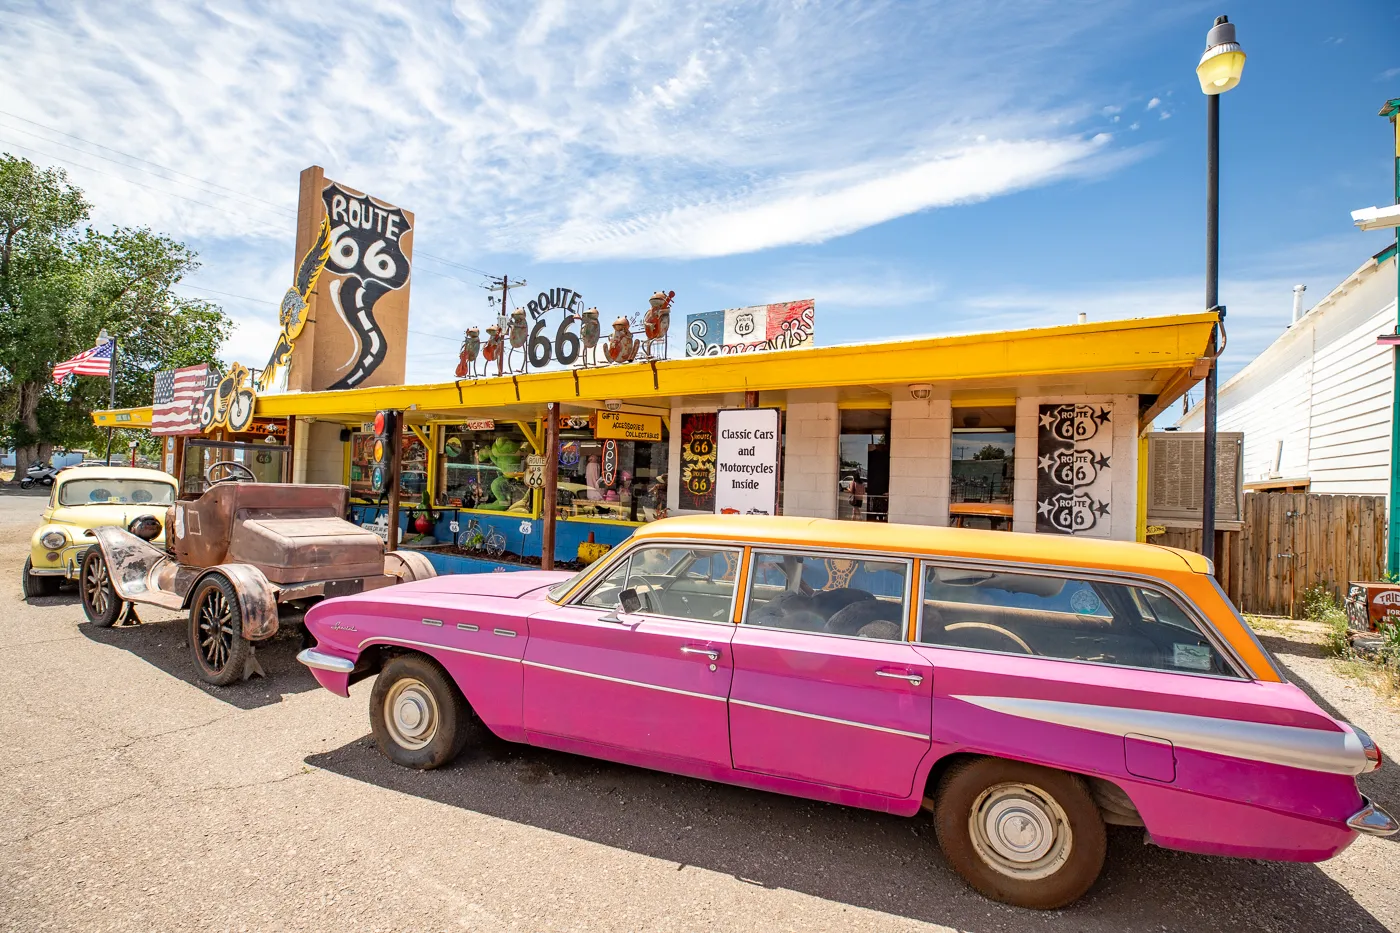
0, 488, 1398, 932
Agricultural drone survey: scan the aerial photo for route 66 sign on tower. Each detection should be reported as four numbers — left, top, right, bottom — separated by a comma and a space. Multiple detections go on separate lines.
278, 167, 416, 393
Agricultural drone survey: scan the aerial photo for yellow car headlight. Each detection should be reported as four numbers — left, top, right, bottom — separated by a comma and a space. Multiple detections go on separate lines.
40, 530, 67, 550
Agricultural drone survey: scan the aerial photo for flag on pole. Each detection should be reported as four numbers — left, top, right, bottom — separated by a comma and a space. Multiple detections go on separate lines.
152, 363, 214, 436
52, 339, 114, 384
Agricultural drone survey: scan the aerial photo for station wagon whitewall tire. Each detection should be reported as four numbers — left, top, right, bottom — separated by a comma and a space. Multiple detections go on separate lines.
80, 548, 125, 628
934, 758, 1106, 910
370, 655, 479, 770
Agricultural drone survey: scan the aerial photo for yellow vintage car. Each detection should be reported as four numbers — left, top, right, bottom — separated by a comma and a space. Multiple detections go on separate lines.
22, 465, 178, 599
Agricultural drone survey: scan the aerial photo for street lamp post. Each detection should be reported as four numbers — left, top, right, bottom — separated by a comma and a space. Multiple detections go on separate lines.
1196, 14, 1246, 566
1379, 100, 1400, 576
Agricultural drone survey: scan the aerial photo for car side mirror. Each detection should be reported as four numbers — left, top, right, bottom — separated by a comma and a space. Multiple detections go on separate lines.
619, 588, 643, 614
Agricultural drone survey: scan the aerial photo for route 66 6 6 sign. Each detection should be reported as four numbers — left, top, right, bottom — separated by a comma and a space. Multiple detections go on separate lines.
1036, 403, 1112, 536
523, 454, 547, 489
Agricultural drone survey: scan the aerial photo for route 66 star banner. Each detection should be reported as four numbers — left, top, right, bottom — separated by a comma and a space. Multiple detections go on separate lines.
1036, 403, 1112, 536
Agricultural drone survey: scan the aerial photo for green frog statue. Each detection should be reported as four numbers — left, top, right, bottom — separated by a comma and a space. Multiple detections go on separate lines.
480, 434, 530, 511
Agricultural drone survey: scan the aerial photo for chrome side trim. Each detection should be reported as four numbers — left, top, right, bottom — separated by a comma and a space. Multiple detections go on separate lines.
522, 659, 724, 702
357, 636, 521, 664
493, 628, 517, 637
296, 648, 355, 674
954, 694, 1369, 775
1348, 797, 1400, 837
730, 698, 931, 741
457, 623, 479, 632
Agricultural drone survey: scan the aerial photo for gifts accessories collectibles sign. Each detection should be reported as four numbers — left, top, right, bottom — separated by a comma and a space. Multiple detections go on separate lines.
714, 408, 780, 515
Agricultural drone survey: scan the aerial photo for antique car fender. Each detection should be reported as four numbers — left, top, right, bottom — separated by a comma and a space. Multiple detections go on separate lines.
184, 563, 280, 642
87, 525, 175, 602
28, 522, 80, 577
383, 549, 437, 582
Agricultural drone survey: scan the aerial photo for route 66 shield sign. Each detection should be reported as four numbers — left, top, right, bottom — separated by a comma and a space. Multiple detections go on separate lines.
524, 454, 546, 489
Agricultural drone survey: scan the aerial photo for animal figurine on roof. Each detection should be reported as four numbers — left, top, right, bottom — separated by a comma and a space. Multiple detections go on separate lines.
456, 326, 481, 378
642, 290, 674, 360
506, 309, 529, 372
604, 317, 638, 364
578, 307, 600, 367
482, 324, 504, 374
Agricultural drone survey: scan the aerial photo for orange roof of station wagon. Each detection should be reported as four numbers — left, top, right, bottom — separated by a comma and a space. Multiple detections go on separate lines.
631, 515, 1211, 577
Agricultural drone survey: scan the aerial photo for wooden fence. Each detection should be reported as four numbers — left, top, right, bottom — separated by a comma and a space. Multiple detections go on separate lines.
1156, 493, 1387, 618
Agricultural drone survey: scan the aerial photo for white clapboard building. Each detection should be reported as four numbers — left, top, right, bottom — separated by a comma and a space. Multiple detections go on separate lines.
1177, 246, 1397, 497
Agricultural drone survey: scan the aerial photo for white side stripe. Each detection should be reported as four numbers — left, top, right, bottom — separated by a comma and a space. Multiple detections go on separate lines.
358, 636, 521, 664
523, 660, 726, 702
730, 698, 930, 741
954, 694, 1368, 775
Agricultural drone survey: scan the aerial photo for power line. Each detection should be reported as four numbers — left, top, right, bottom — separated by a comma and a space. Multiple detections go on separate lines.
177, 283, 278, 305
0, 109, 294, 212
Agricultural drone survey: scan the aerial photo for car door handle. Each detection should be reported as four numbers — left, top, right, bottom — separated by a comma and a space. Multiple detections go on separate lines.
876, 670, 924, 686
680, 646, 720, 661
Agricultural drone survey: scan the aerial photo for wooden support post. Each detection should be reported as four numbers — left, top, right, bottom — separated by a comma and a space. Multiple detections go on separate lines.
386, 410, 402, 552
744, 391, 759, 409
541, 402, 559, 571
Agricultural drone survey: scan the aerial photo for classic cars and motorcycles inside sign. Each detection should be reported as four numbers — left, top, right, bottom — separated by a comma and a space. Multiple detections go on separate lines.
714, 409, 780, 515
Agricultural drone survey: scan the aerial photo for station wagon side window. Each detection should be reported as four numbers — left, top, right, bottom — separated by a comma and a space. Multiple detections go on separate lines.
744, 551, 909, 642
918, 564, 1243, 677
578, 545, 741, 624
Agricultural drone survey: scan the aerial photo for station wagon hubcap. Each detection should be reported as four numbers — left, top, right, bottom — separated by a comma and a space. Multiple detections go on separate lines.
197, 590, 235, 671
384, 678, 438, 750
969, 782, 1072, 880
84, 558, 110, 616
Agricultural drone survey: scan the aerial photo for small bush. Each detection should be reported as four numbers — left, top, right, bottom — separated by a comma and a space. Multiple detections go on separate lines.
1301, 583, 1350, 657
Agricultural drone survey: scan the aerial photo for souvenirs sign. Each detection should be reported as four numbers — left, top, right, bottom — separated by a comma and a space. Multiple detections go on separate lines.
686, 299, 815, 357
595, 411, 663, 442
714, 409, 780, 516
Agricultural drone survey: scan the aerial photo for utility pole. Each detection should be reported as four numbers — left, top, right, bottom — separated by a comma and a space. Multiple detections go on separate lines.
483, 274, 526, 378
1383, 99, 1400, 575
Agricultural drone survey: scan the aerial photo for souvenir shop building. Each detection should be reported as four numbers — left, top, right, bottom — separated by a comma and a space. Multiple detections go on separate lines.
96, 311, 1218, 566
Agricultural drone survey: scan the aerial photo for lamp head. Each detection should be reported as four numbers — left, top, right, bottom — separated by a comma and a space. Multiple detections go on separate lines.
1196, 15, 1245, 95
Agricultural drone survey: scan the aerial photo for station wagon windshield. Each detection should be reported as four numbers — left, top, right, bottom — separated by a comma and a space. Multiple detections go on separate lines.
59, 479, 175, 507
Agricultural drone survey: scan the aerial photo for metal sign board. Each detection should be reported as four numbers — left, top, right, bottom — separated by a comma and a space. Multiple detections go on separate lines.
595, 411, 663, 442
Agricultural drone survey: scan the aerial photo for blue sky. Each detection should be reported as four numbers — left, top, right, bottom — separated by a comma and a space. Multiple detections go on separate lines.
0, 0, 1397, 393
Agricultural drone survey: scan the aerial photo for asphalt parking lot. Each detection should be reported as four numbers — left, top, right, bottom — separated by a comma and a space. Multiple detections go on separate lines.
2, 489, 1399, 932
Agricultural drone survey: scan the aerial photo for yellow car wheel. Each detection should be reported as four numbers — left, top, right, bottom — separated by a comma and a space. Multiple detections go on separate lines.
21, 557, 59, 599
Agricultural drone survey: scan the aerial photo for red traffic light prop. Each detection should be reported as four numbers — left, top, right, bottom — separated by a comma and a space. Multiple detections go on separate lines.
370, 410, 396, 494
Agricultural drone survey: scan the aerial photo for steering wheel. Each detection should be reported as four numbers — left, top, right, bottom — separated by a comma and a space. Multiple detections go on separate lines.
206, 460, 257, 485
943, 621, 1035, 655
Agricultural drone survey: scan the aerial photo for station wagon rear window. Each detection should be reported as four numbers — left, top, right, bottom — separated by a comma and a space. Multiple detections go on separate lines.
745, 552, 908, 641
59, 479, 175, 507
918, 565, 1242, 677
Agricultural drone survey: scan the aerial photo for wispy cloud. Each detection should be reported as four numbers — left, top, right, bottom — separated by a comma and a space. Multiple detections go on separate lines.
0, 0, 1151, 263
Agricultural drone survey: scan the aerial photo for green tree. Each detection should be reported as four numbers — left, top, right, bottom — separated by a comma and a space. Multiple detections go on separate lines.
973, 443, 1007, 460
0, 155, 231, 474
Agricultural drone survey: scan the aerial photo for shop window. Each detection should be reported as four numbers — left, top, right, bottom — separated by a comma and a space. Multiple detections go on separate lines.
838, 409, 890, 522
950, 406, 1015, 531
438, 424, 533, 512
556, 423, 668, 523
348, 427, 428, 500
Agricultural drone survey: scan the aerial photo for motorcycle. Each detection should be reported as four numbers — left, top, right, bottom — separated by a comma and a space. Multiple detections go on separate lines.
20, 462, 59, 489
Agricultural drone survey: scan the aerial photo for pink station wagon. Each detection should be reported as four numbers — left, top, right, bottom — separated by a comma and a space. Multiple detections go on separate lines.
298, 515, 1395, 909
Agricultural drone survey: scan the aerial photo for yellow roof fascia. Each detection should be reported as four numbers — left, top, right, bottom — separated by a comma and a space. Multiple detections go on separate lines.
92, 314, 1215, 427
92, 406, 154, 429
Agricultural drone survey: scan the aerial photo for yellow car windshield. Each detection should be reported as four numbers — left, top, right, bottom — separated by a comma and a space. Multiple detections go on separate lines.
59, 480, 175, 507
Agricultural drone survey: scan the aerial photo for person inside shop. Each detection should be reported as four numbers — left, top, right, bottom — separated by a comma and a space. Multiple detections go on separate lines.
848, 473, 866, 518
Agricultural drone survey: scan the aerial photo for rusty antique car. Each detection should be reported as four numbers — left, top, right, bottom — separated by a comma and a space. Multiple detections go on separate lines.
80, 460, 434, 685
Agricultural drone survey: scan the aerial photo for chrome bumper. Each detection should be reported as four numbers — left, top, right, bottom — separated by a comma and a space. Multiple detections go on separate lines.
1348, 797, 1400, 837
296, 648, 356, 674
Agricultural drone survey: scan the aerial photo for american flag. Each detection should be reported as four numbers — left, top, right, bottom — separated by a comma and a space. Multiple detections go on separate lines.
152, 364, 215, 436
51, 339, 114, 384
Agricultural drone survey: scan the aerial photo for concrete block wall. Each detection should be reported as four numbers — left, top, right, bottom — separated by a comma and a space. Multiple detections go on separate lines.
888, 391, 951, 525
780, 390, 839, 518
1013, 394, 1138, 540
298, 419, 347, 485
